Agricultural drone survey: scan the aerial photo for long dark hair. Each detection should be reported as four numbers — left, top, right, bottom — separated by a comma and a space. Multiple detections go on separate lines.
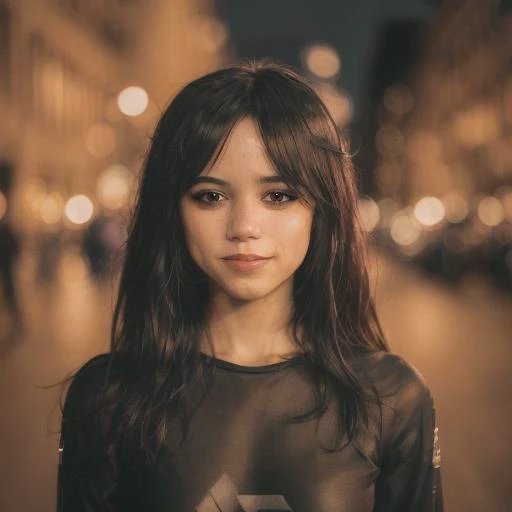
65, 59, 389, 507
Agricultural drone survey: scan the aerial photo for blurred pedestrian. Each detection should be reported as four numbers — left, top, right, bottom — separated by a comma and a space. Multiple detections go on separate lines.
0, 161, 22, 332
81, 213, 127, 280
81, 215, 110, 279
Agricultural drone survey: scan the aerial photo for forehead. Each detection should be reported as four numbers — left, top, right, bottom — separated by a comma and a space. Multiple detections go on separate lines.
204, 118, 277, 177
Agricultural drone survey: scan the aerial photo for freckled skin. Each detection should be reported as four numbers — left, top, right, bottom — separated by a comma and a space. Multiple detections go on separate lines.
179, 118, 314, 303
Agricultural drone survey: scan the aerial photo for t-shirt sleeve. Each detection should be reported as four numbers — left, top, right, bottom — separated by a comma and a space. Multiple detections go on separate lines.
57, 354, 112, 512
373, 354, 444, 512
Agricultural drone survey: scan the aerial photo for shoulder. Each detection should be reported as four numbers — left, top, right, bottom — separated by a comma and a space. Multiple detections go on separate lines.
62, 353, 114, 416
352, 350, 431, 400
67, 353, 112, 391
352, 350, 434, 440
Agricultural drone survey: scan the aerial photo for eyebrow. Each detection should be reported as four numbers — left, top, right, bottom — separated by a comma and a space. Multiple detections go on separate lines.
190, 176, 290, 186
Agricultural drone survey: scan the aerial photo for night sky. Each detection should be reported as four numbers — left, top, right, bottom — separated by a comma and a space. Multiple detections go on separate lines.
215, 0, 434, 118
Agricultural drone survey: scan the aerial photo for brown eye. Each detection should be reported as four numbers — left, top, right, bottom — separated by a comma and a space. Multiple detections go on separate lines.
204, 192, 222, 202
191, 191, 225, 203
266, 191, 298, 203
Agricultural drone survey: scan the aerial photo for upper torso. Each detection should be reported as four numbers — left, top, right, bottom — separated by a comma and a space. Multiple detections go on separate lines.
60, 350, 442, 512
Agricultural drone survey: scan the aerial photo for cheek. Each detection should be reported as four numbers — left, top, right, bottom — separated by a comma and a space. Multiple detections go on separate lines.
272, 213, 313, 252
180, 205, 202, 252
183, 219, 211, 253
180, 209, 222, 262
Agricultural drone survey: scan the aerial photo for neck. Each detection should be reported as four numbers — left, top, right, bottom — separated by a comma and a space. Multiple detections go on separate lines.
200, 283, 303, 365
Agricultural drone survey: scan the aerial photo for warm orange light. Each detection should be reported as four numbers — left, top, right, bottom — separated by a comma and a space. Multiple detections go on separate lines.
22, 180, 45, 221
442, 193, 468, 223
303, 43, 341, 80
390, 211, 421, 246
117, 86, 149, 117
40, 192, 64, 224
64, 195, 94, 225
414, 197, 445, 227
377, 198, 399, 228
453, 105, 498, 147
315, 84, 353, 126
85, 123, 116, 158
477, 196, 504, 227
358, 197, 380, 232
97, 165, 133, 210
198, 17, 229, 52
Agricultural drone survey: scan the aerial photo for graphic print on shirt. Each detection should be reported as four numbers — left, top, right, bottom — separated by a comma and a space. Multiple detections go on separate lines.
196, 473, 294, 512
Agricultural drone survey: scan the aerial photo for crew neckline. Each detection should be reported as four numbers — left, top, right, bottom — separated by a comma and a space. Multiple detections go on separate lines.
199, 352, 303, 373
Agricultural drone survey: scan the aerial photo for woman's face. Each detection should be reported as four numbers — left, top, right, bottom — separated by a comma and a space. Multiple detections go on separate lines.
179, 117, 314, 302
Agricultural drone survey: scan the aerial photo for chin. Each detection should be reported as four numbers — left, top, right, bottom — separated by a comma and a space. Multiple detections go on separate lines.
228, 287, 272, 302
214, 280, 277, 302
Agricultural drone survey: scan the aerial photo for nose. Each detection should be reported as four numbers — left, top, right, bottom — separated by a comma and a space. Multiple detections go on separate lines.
225, 199, 263, 241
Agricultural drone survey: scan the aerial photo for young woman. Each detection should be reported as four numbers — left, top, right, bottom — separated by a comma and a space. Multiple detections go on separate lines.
58, 60, 444, 511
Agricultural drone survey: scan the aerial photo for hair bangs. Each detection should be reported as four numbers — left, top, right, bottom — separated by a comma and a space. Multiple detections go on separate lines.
248, 71, 347, 212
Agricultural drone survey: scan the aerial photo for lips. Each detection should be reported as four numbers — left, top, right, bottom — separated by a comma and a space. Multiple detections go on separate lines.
223, 254, 270, 261
222, 257, 271, 272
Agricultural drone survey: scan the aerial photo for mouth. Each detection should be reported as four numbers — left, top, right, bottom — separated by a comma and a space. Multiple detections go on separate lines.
223, 255, 270, 261
222, 257, 271, 272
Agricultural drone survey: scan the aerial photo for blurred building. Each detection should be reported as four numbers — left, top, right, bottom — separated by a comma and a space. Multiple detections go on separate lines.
364, 0, 512, 290
375, 0, 512, 206
0, 0, 227, 236
1, 0, 131, 232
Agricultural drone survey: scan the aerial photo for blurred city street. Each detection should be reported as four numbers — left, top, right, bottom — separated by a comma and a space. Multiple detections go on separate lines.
1, 247, 512, 512
1, 0, 512, 510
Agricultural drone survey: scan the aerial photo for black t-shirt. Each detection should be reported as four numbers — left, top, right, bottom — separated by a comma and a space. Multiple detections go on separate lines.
58, 350, 444, 511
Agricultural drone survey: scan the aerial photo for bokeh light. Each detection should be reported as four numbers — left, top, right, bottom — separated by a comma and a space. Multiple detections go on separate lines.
40, 192, 64, 224
23, 178, 47, 219
85, 122, 117, 158
414, 196, 445, 227
442, 193, 469, 224
303, 43, 341, 80
383, 84, 415, 116
96, 164, 133, 211
315, 83, 353, 126
358, 197, 380, 232
117, 86, 149, 117
453, 104, 499, 147
377, 198, 399, 228
64, 194, 94, 225
477, 196, 505, 227
198, 17, 229, 52
390, 211, 421, 246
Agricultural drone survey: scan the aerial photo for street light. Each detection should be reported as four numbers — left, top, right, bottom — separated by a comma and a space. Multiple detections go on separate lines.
64, 195, 94, 225
117, 86, 149, 117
